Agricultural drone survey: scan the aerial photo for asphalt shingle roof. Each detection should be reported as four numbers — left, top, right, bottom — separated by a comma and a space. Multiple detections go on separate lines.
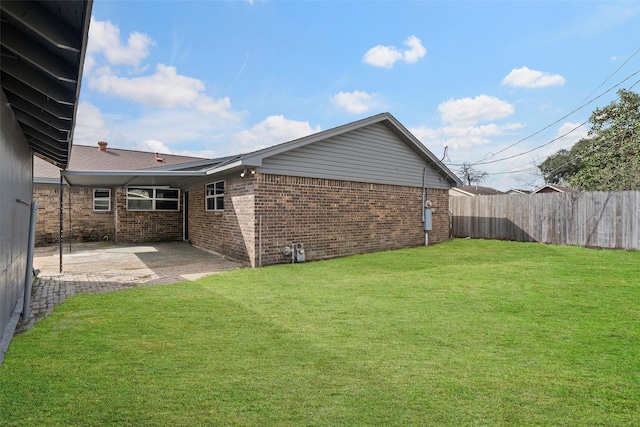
35, 144, 205, 180
455, 185, 505, 196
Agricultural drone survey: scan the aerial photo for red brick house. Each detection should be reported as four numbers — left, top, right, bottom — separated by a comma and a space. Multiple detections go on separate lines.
57, 113, 463, 266
33, 143, 204, 245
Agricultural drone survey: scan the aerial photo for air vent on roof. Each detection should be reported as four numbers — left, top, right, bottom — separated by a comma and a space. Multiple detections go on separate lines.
98, 141, 108, 152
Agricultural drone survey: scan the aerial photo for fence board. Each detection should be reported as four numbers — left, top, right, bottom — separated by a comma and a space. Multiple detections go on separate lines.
450, 191, 640, 250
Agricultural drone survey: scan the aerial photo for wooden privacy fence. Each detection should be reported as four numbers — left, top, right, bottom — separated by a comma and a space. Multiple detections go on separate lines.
450, 191, 640, 250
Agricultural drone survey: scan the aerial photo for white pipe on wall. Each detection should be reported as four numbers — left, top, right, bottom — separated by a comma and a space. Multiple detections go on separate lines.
23, 201, 38, 319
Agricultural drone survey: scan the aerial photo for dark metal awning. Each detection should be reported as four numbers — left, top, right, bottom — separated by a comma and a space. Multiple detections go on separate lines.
1, 1, 93, 168
61, 170, 207, 188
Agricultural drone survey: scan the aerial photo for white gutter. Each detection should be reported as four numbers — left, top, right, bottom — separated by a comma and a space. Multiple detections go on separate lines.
204, 160, 246, 175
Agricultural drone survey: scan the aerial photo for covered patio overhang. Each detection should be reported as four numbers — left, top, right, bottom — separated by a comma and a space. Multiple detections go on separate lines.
54, 169, 211, 273
61, 170, 208, 188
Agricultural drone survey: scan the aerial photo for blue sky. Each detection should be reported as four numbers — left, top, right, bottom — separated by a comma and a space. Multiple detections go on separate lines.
75, 0, 640, 191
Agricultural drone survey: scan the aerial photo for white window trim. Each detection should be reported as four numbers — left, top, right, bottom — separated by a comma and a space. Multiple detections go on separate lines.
93, 188, 111, 212
126, 187, 180, 211
205, 181, 225, 212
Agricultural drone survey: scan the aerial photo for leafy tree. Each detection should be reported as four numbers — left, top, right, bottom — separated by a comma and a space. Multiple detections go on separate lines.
537, 139, 589, 184
458, 162, 488, 186
570, 89, 640, 190
538, 88, 640, 191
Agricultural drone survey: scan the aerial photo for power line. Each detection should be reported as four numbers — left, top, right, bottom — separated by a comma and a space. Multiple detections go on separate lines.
535, 116, 637, 187
486, 166, 538, 175
460, 68, 640, 166
448, 73, 640, 168
485, 104, 638, 178
469, 120, 590, 166
577, 47, 640, 105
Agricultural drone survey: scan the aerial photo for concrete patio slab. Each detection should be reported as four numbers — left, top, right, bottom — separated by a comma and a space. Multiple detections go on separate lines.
16, 242, 247, 334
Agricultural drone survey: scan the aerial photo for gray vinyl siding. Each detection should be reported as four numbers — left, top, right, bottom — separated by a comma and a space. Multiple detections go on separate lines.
0, 89, 33, 341
258, 123, 451, 189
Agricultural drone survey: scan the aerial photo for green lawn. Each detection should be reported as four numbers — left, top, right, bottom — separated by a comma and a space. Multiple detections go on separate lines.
1, 239, 639, 426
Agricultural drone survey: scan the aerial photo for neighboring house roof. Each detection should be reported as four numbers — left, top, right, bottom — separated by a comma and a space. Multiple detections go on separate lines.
1, 1, 93, 168
506, 189, 532, 195
35, 143, 205, 183
532, 184, 573, 194
62, 112, 464, 188
449, 185, 504, 196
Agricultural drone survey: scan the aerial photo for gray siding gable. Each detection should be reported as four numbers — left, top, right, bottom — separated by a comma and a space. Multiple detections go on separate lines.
258, 121, 454, 189
202, 113, 462, 189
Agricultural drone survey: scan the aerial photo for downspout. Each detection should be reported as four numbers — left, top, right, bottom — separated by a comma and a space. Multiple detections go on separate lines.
422, 167, 427, 222
422, 167, 429, 246
59, 174, 63, 273
114, 188, 119, 243
68, 183, 72, 252
182, 190, 185, 242
258, 215, 262, 268
22, 201, 38, 319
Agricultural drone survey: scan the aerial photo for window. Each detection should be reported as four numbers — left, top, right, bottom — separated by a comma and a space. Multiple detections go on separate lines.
205, 181, 225, 211
126, 187, 179, 211
93, 189, 111, 211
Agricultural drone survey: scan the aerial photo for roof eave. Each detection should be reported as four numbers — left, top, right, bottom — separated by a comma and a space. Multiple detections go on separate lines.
61, 169, 207, 188
64, 1, 94, 168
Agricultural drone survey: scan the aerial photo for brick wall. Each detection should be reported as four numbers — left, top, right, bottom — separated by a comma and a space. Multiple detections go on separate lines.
254, 174, 450, 265
187, 173, 451, 267
114, 187, 183, 243
187, 177, 256, 264
34, 185, 183, 245
34, 184, 115, 245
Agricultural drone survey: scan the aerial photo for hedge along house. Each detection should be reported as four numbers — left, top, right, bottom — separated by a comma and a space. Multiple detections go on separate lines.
33, 143, 205, 245
1, 0, 92, 361
63, 113, 462, 267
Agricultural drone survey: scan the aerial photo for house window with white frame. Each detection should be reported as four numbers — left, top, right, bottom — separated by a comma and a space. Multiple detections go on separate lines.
205, 181, 225, 211
93, 188, 111, 211
126, 187, 180, 211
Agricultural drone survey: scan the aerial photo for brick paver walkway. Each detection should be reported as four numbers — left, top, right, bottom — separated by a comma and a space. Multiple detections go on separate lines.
16, 243, 245, 334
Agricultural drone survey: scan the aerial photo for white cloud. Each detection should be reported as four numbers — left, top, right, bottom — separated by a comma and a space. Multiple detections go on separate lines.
409, 126, 443, 146
363, 35, 426, 68
118, 109, 231, 147
402, 36, 427, 64
363, 45, 403, 69
89, 64, 205, 108
84, 18, 240, 133
230, 115, 321, 153
77, 19, 249, 158
442, 123, 524, 149
502, 66, 565, 88
534, 121, 589, 160
410, 94, 522, 155
193, 94, 235, 119
438, 95, 515, 125
74, 102, 108, 144
332, 91, 384, 114
410, 122, 524, 151
74, 103, 239, 157
88, 18, 155, 68
133, 139, 172, 154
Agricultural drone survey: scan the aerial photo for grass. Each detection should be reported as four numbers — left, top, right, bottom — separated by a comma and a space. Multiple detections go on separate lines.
1, 239, 639, 426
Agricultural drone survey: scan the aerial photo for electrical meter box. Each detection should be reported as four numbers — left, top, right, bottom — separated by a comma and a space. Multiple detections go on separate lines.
423, 208, 433, 231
